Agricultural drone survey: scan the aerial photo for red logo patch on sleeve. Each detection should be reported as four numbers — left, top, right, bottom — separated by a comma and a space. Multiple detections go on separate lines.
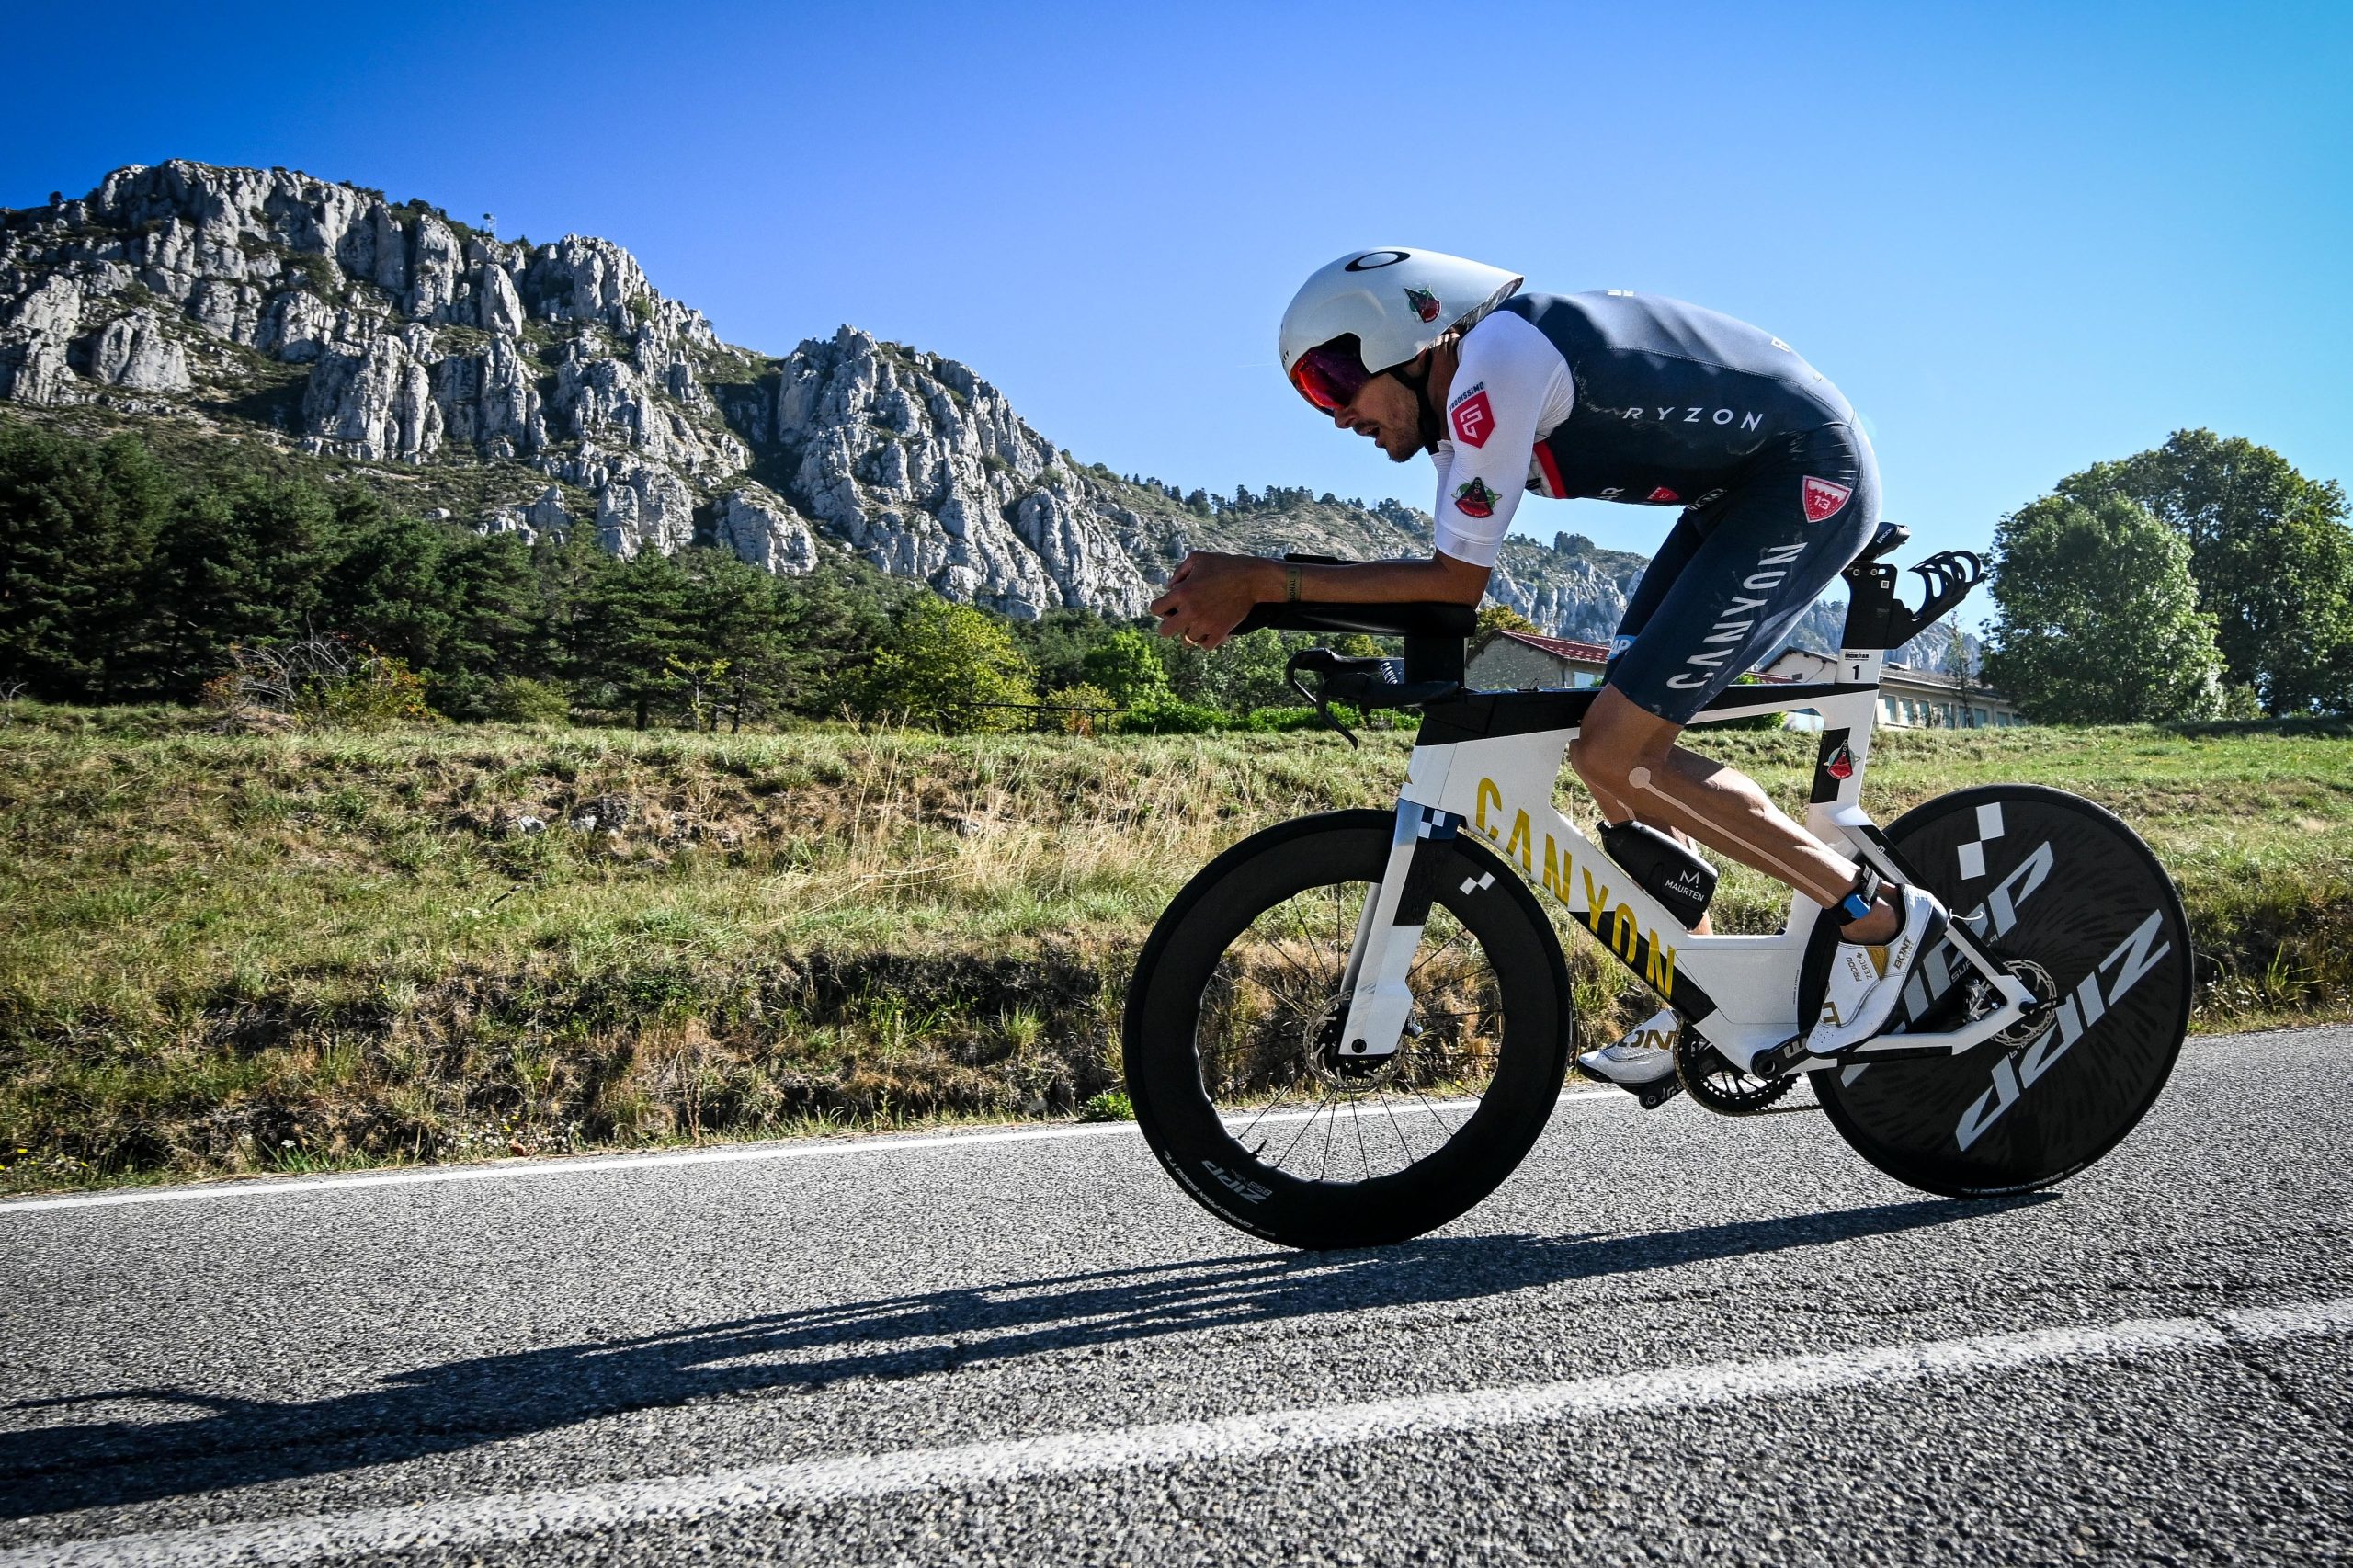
1452, 477, 1498, 519
1644, 485, 1680, 504
1802, 476, 1853, 523
1449, 388, 1494, 448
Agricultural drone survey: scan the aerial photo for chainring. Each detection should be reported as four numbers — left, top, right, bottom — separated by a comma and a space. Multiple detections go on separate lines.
1675, 1029, 1797, 1116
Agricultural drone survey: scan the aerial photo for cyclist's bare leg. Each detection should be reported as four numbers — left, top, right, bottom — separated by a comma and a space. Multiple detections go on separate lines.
1572, 687, 1900, 941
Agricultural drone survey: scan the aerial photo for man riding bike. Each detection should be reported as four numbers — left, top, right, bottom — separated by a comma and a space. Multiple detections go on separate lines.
1148, 247, 1947, 1083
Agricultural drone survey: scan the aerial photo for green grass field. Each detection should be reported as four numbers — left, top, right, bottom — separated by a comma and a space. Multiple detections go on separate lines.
5, 706, 2349, 1191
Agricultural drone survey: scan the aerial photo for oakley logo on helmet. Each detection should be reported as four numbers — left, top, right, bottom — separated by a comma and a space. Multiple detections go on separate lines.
1345, 250, 1411, 271
1404, 285, 1442, 323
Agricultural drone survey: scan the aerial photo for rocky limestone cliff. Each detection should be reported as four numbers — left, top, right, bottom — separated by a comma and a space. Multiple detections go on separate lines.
0, 160, 1874, 651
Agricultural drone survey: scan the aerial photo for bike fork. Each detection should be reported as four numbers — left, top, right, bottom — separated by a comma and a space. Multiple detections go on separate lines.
1333, 801, 1462, 1062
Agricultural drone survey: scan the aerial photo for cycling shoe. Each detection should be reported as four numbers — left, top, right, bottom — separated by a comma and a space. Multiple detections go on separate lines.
1578, 1006, 1679, 1086
1807, 885, 1948, 1055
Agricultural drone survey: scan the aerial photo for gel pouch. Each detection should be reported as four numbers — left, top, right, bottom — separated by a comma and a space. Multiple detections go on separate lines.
1598, 821, 1718, 929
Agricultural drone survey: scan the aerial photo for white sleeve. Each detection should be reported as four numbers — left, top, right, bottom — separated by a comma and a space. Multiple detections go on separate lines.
1428, 310, 1574, 568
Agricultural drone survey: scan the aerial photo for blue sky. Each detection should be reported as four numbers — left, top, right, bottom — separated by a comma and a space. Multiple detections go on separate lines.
6, 0, 2348, 605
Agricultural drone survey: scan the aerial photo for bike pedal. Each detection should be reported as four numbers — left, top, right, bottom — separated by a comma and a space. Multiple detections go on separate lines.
1635, 1076, 1685, 1111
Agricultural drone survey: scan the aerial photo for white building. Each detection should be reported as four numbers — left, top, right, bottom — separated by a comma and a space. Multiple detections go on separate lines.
1756, 647, 2026, 730
1464, 629, 2027, 730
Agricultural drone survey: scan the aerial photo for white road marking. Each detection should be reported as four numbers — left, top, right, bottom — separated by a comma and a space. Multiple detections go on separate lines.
0, 1092, 1629, 1216
8, 1297, 2346, 1567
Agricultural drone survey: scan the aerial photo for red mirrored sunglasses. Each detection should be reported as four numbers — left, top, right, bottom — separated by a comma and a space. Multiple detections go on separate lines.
1289, 340, 1372, 415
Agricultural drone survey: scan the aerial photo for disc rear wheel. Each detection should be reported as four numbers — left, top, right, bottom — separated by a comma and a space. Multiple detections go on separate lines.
1815, 786, 2192, 1197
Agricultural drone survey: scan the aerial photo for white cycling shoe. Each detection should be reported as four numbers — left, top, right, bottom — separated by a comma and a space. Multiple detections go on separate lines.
1577, 1007, 1680, 1086
1807, 884, 1949, 1055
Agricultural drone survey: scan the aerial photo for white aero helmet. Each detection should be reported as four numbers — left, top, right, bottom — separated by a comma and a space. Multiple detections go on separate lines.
1279, 247, 1523, 403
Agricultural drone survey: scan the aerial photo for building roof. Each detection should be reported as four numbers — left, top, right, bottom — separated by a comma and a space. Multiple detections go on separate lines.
1491, 629, 1613, 664
1486, 629, 1801, 682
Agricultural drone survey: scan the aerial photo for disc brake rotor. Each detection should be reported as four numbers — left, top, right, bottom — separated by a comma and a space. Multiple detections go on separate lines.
1965, 957, 2059, 1049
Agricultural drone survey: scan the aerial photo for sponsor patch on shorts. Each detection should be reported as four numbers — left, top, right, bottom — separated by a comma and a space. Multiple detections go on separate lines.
1802, 476, 1853, 523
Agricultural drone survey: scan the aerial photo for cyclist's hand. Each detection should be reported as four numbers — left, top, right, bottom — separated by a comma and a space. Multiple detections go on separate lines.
1151, 552, 1272, 650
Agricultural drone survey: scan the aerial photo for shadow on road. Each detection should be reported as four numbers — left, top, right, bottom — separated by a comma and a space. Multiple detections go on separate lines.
7, 1195, 2044, 1517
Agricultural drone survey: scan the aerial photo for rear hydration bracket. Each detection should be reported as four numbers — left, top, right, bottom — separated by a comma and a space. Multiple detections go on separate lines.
1838, 533, 1987, 653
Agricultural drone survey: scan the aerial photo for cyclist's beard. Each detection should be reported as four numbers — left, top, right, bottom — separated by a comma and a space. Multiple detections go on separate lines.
1386, 358, 1445, 457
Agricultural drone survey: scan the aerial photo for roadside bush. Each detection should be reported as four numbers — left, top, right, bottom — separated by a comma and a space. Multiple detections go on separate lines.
483, 676, 571, 726
1115, 692, 1233, 734
1039, 682, 1116, 736
199, 637, 433, 731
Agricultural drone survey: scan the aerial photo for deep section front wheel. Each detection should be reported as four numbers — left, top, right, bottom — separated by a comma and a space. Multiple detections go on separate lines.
1815, 785, 2192, 1197
1123, 810, 1572, 1249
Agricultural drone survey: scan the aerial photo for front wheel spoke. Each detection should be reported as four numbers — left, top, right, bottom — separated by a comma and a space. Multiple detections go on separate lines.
1254, 925, 1331, 997
1269, 1078, 1335, 1169
1406, 924, 1472, 988
1230, 1073, 1318, 1142
1377, 1087, 1419, 1165
1408, 1080, 1462, 1137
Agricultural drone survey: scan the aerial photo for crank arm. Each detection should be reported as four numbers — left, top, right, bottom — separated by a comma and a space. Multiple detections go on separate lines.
1746, 971, 2047, 1078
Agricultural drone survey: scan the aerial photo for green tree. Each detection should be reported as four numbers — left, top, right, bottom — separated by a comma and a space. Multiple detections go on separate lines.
1982, 494, 2225, 723
147, 471, 338, 700
1011, 608, 1121, 694
765, 561, 904, 717
316, 493, 460, 672
1475, 603, 1540, 637
1040, 681, 1115, 736
431, 530, 550, 718
1184, 627, 1301, 713
860, 594, 1038, 733
483, 675, 570, 724
0, 426, 171, 700
1082, 627, 1173, 706
2053, 430, 2353, 713
663, 548, 809, 730
574, 551, 699, 729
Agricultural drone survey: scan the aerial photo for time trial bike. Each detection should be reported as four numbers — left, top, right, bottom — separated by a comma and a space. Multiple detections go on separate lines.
1121, 525, 2193, 1250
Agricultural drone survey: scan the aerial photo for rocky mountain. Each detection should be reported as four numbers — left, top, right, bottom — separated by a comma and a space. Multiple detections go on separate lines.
0, 160, 1877, 653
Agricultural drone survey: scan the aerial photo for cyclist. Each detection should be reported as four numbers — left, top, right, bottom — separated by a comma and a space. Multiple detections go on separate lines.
1149, 248, 1946, 1081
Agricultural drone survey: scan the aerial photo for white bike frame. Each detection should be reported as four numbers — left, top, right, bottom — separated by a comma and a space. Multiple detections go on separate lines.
1332, 644, 2040, 1079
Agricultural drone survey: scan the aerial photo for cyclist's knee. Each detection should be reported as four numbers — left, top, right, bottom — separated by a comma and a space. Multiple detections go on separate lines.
1570, 713, 1661, 800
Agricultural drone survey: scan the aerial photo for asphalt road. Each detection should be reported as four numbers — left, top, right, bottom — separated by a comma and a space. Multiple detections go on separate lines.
3, 1027, 2348, 1566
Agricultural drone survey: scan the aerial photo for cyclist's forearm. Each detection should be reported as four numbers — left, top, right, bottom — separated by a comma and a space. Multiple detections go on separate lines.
1286, 551, 1491, 607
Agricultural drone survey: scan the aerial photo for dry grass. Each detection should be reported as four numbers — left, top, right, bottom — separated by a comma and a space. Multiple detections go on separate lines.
5, 708, 2349, 1189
